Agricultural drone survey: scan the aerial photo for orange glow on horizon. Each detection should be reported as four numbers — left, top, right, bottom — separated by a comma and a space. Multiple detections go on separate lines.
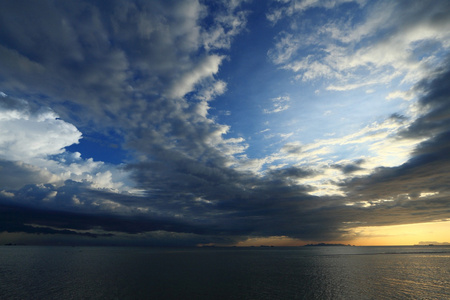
232, 220, 450, 247
346, 220, 450, 246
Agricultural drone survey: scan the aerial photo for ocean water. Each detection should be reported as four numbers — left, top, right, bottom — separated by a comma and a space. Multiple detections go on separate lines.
0, 246, 449, 299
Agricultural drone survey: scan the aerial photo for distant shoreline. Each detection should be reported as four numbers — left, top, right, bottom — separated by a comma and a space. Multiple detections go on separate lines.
303, 243, 354, 247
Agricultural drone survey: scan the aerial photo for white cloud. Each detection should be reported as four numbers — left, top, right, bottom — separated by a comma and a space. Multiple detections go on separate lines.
0, 94, 81, 161
0, 94, 136, 193
244, 114, 424, 195
386, 90, 415, 101
294, 0, 361, 12
267, 33, 300, 65
269, 1, 450, 91
196, 80, 227, 102
267, 0, 366, 24
168, 55, 225, 99
201, 0, 248, 50
263, 95, 291, 114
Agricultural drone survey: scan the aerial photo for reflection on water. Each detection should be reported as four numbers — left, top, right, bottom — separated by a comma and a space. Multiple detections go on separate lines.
0, 246, 449, 299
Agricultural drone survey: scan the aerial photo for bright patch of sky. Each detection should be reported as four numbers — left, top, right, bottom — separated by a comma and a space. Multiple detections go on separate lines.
210, 0, 442, 184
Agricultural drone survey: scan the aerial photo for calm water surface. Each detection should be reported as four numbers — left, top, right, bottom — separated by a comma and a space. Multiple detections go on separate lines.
0, 246, 449, 299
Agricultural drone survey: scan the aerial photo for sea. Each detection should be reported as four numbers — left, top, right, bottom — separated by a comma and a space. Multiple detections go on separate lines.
0, 245, 449, 299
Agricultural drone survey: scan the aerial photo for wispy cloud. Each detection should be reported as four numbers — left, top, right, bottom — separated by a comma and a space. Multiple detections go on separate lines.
269, 1, 450, 92
263, 96, 291, 114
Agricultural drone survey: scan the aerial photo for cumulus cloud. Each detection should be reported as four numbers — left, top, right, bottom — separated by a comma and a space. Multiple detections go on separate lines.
0, 93, 81, 161
0, 93, 133, 193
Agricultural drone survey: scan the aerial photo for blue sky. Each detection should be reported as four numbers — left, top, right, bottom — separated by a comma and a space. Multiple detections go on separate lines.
0, 0, 449, 246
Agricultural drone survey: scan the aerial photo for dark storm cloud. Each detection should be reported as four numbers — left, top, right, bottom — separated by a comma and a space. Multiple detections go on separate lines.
0, 0, 128, 120
0, 204, 113, 238
267, 166, 317, 179
0, 0, 227, 129
0, 160, 55, 190
340, 59, 450, 225
332, 159, 365, 174
0, 181, 208, 237
401, 59, 450, 139
1, 161, 349, 243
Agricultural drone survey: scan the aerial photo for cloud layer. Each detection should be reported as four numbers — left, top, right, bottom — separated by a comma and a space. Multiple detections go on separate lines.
0, 0, 449, 246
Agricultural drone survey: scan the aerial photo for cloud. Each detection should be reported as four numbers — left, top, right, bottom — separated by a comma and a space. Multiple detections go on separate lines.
386, 90, 415, 101
263, 96, 290, 114
0, 0, 250, 178
0, 93, 133, 193
267, 0, 366, 24
0, 93, 81, 161
400, 58, 450, 139
332, 159, 365, 174
268, 0, 450, 91
267, 33, 300, 65
274, 114, 416, 169
0, 160, 58, 190
0, 0, 449, 246
340, 59, 450, 225
0, 0, 250, 186
201, 0, 249, 50
267, 166, 317, 179
0, 0, 245, 129
0, 0, 258, 244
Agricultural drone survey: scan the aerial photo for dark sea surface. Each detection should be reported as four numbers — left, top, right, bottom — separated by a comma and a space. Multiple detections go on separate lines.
0, 245, 449, 299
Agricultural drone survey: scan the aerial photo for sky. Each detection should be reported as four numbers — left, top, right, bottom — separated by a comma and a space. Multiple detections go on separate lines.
0, 0, 449, 246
